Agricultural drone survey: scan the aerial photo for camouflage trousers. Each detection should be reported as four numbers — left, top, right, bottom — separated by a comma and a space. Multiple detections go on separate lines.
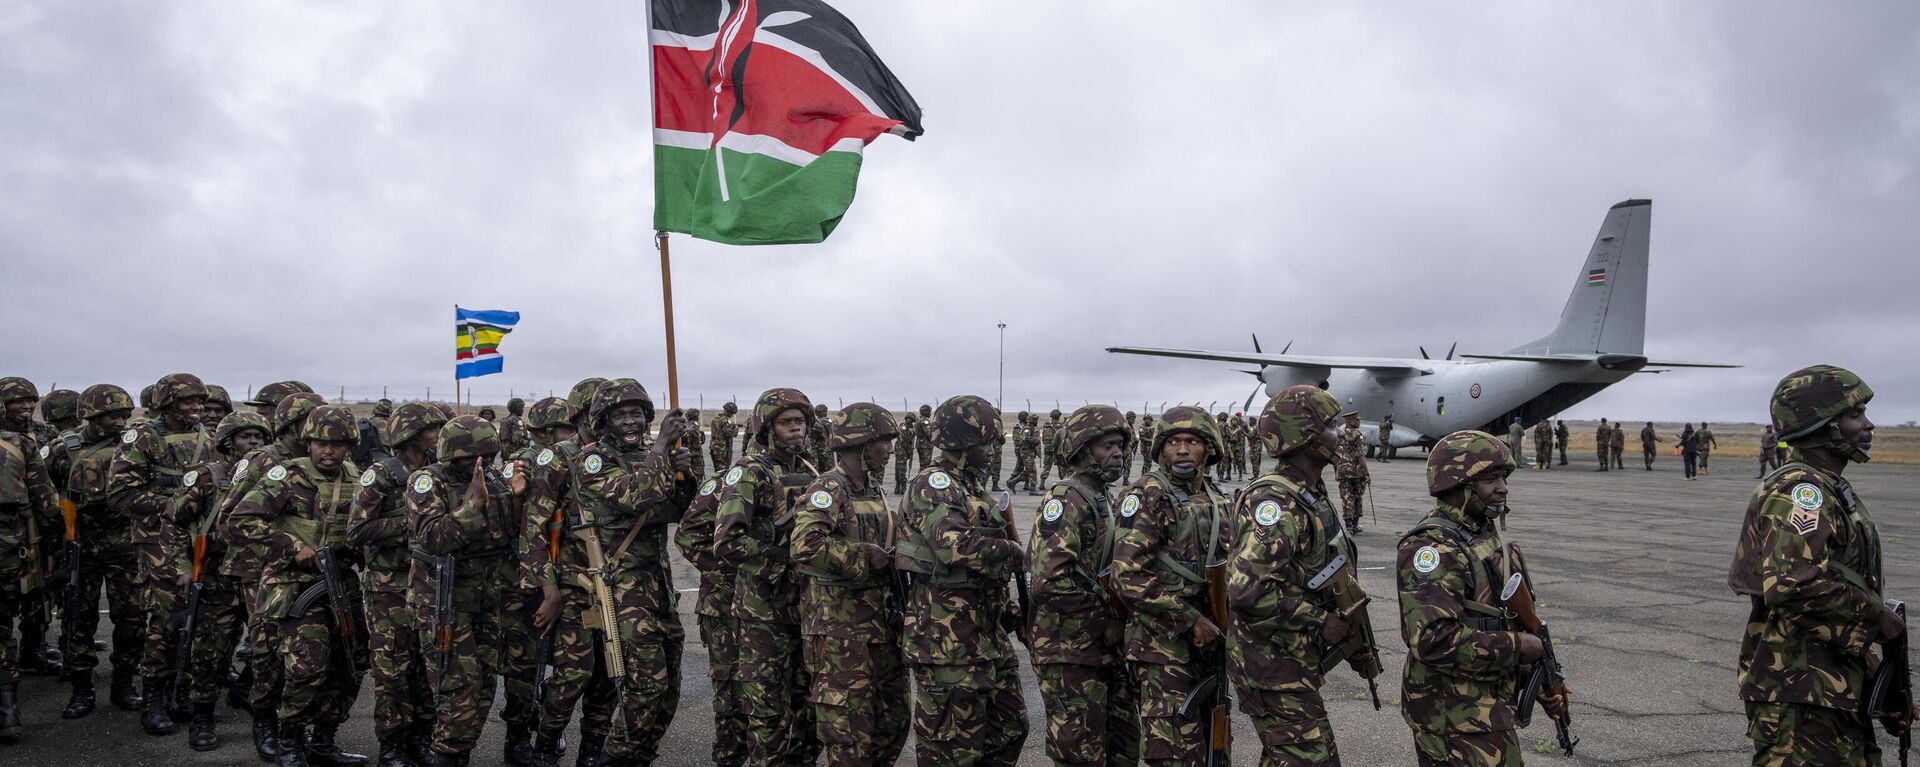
276, 601, 369, 726
536, 590, 617, 744
804, 633, 909, 767
365, 589, 434, 737
416, 606, 501, 754
1411, 728, 1521, 766
1594, 448, 1608, 470
911, 659, 1028, 767
700, 611, 748, 767
1135, 661, 1220, 765
893, 449, 912, 489
60, 543, 145, 674
136, 543, 187, 680
1699, 448, 1711, 472
1534, 445, 1551, 469
1043, 449, 1058, 482
1746, 701, 1882, 767
499, 588, 543, 730
711, 444, 734, 474
689, 446, 707, 481
1612, 447, 1625, 469
734, 620, 817, 766
245, 582, 287, 714
605, 568, 684, 762
182, 584, 243, 706
916, 445, 933, 472
1337, 478, 1367, 526
1035, 661, 1139, 766
0, 579, 22, 685
1240, 688, 1340, 767
1249, 451, 1262, 478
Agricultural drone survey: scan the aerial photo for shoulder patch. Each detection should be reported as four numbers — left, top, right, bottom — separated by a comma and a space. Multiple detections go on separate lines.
1120, 494, 1141, 518
412, 474, 434, 494
265, 465, 288, 482
1788, 505, 1821, 536
809, 490, 833, 509
232, 458, 251, 483
500, 463, 516, 479
724, 466, 744, 486
928, 471, 952, 490
1412, 546, 1441, 573
182, 470, 199, 488
1791, 483, 1824, 510
536, 448, 554, 467
37, 445, 48, 460
699, 478, 717, 497
1042, 498, 1064, 522
1254, 500, 1282, 526
359, 468, 377, 487
121, 430, 138, 445
583, 454, 603, 475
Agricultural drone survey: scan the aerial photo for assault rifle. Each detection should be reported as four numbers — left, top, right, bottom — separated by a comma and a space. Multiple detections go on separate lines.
570, 495, 630, 728
1179, 559, 1232, 767
991, 491, 1029, 638
1503, 571, 1578, 756
531, 514, 563, 703
60, 494, 83, 657
291, 546, 360, 678
1308, 552, 1383, 709
172, 530, 207, 691
412, 549, 456, 693
1868, 599, 1910, 767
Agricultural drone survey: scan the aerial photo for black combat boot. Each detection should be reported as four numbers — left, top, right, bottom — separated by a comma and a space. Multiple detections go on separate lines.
404, 722, 436, 766
374, 736, 410, 767
0, 682, 21, 741
529, 729, 564, 767
228, 680, 253, 715
188, 701, 221, 751
572, 733, 604, 767
141, 677, 177, 735
254, 713, 282, 762
61, 669, 95, 719
110, 666, 142, 710
306, 721, 369, 765
504, 723, 533, 766
277, 723, 311, 767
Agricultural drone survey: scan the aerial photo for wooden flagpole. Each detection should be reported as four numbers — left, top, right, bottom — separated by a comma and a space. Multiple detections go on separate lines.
657, 231, 681, 410
454, 304, 461, 414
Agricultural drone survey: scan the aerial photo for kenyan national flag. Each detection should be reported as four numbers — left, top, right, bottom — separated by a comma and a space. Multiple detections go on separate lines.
652, 0, 924, 245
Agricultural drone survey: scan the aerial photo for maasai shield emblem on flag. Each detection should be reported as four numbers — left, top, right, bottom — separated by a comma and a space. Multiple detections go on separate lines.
455, 307, 520, 380
652, 0, 924, 245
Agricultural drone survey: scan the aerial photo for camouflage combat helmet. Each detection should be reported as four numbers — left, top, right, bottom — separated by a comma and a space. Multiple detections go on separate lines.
1257, 385, 1341, 457
590, 378, 656, 428
903, 412, 917, 422
204, 385, 232, 413
685, 408, 700, 422
1125, 411, 1137, 421
273, 392, 327, 436
1059, 405, 1132, 463
429, 402, 456, 421
752, 388, 814, 446
507, 397, 525, 414
138, 385, 156, 412
437, 415, 502, 463
388, 402, 448, 449
371, 398, 393, 418
42, 388, 79, 422
1152, 406, 1225, 466
478, 407, 497, 420
918, 404, 932, 418
151, 373, 208, 410
1049, 409, 1062, 420
214, 412, 271, 453
301, 405, 358, 443
567, 377, 607, 424
246, 380, 313, 408
1771, 364, 1874, 442
527, 397, 570, 430
828, 402, 899, 451
1426, 430, 1516, 496
930, 394, 1001, 451
722, 401, 737, 415
0, 376, 38, 404
78, 384, 135, 420
1017, 411, 1029, 423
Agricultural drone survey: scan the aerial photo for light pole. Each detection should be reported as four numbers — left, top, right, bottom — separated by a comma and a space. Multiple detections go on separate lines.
997, 322, 1007, 411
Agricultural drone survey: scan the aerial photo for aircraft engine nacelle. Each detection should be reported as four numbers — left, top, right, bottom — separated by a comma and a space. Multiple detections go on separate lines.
1260, 365, 1333, 396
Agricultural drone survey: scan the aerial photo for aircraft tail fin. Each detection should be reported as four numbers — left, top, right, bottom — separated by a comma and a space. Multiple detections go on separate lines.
1508, 199, 1650, 356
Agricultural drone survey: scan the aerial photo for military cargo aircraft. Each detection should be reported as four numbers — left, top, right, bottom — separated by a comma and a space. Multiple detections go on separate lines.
1108, 199, 1735, 452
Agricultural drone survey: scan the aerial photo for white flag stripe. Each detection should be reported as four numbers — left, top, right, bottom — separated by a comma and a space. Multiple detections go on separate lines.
654, 129, 709, 150
755, 29, 889, 120
649, 28, 718, 52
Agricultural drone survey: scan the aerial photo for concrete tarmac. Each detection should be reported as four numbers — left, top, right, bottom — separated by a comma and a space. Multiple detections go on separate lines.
8, 450, 1915, 765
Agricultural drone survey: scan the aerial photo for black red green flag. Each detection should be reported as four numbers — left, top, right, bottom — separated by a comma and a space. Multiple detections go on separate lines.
651, 0, 924, 245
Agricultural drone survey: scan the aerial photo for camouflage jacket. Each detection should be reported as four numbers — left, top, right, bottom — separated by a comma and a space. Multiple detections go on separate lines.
911, 419, 932, 452
498, 413, 529, 452
47, 424, 130, 552
1136, 425, 1157, 457
676, 472, 733, 619
1040, 420, 1059, 457
1594, 425, 1610, 449
707, 415, 736, 457
714, 448, 817, 626
1027, 470, 1124, 665
348, 455, 425, 594
217, 441, 296, 585
1730, 461, 1884, 711
1379, 421, 1395, 443
530, 440, 581, 592
792, 467, 899, 640
108, 418, 211, 551
405, 462, 514, 614
1554, 422, 1569, 446
1397, 503, 1527, 735
1226, 465, 1350, 692
1334, 426, 1369, 480
1639, 426, 1660, 449
230, 457, 364, 620
1697, 428, 1716, 451
1113, 466, 1228, 665
898, 461, 1022, 666
170, 456, 243, 589
1609, 426, 1626, 449
0, 422, 60, 588
1532, 421, 1553, 450
504, 443, 562, 591
575, 437, 687, 640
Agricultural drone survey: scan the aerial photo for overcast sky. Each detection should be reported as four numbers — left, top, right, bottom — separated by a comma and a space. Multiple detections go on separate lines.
5, 2, 1916, 423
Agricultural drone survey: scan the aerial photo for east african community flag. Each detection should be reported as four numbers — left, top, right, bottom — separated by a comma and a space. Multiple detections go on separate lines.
651, 0, 924, 245
455, 307, 519, 380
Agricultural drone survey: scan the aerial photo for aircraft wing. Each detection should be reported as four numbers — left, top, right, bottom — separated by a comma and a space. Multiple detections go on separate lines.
1461, 353, 1739, 369
1106, 346, 1430, 373
1458, 354, 1592, 364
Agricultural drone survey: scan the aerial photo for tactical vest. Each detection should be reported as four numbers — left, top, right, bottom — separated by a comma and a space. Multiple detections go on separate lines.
65, 434, 120, 508
1246, 472, 1349, 584
897, 468, 999, 586
1401, 514, 1514, 631
266, 459, 361, 550
146, 423, 212, 489
577, 442, 674, 568
1051, 477, 1119, 584
1730, 461, 1881, 601
0, 430, 33, 506
1140, 468, 1224, 588
360, 456, 415, 575
797, 471, 896, 588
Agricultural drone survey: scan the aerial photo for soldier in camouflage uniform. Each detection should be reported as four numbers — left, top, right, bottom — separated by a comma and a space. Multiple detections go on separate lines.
1591, 419, 1610, 472
715, 388, 822, 766
989, 410, 1008, 492
1028, 404, 1138, 766
110, 372, 212, 736
1398, 430, 1568, 766
897, 394, 1029, 766
894, 414, 916, 495
202, 385, 234, 423
0, 376, 60, 741
1553, 420, 1569, 466
500, 398, 530, 453
1228, 385, 1384, 765
171, 411, 271, 751
682, 407, 706, 480
807, 403, 832, 472
1213, 412, 1233, 482
1730, 365, 1905, 764
42, 388, 81, 434
1334, 412, 1370, 534
354, 399, 394, 468
1005, 413, 1029, 494
405, 415, 515, 765
1609, 422, 1626, 470
1696, 422, 1717, 475
1113, 406, 1231, 765
348, 402, 447, 766
1247, 414, 1264, 478
1532, 419, 1553, 471
913, 404, 934, 471
1120, 412, 1136, 485
1136, 415, 1157, 481
495, 397, 571, 767
791, 403, 910, 766
677, 453, 748, 767
575, 380, 694, 766
246, 381, 316, 418
1041, 409, 1062, 483
230, 405, 372, 767
1226, 412, 1249, 482
1377, 414, 1395, 462
43, 384, 145, 719
709, 402, 739, 475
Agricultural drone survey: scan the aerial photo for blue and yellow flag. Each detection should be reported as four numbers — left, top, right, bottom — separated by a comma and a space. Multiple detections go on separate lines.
456, 307, 519, 380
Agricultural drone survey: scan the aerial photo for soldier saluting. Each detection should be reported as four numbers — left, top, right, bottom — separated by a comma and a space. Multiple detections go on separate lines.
1730, 365, 1907, 763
